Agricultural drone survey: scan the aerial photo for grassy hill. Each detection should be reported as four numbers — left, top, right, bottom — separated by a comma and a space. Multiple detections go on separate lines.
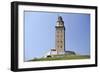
29, 54, 90, 61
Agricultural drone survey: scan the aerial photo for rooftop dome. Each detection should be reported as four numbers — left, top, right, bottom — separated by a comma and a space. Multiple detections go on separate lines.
58, 16, 63, 21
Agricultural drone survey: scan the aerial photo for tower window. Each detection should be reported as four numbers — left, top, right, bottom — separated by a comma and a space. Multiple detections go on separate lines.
57, 35, 59, 38
61, 41, 63, 43
60, 46, 62, 48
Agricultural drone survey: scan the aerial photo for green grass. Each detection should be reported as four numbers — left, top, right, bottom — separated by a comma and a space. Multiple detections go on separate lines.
29, 54, 90, 61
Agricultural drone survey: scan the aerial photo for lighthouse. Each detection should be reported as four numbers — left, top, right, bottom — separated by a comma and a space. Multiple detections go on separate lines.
55, 16, 65, 54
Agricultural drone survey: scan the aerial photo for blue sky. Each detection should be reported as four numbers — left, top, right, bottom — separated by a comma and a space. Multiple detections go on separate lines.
24, 11, 90, 61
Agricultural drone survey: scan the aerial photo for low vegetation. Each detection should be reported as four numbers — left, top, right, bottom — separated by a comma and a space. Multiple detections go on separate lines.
29, 54, 90, 61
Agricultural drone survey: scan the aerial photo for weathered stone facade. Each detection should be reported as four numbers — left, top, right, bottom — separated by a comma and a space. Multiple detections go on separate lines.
55, 16, 65, 54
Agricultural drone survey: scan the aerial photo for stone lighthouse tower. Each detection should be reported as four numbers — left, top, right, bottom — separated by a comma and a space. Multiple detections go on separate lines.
55, 16, 65, 54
